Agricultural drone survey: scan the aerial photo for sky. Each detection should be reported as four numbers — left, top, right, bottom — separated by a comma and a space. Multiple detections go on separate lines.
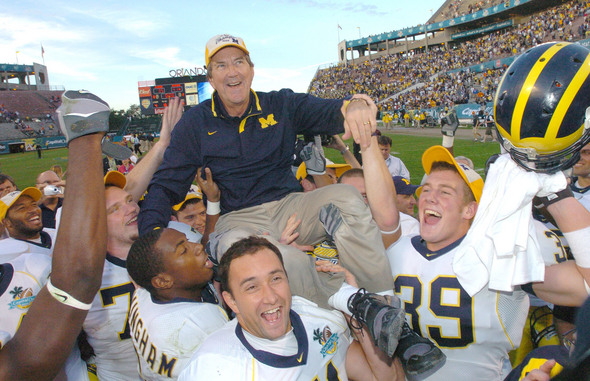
1, 0, 445, 111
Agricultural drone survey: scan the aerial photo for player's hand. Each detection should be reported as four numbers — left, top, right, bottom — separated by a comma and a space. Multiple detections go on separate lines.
341, 94, 377, 150
56, 90, 110, 143
535, 171, 568, 198
326, 134, 347, 152
521, 359, 555, 381
278, 214, 314, 252
441, 110, 459, 137
279, 213, 301, 245
300, 137, 326, 175
315, 260, 358, 287
158, 97, 184, 148
196, 167, 220, 202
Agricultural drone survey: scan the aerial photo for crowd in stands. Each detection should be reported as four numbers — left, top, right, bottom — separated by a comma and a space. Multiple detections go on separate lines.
13, 119, 40, 137
49, 95, 60, 109
0, 91, 62, 127
438, 0, 505, 22
309, 0, 590, 114
0, 105, 20, 123
8, 118, 55, 138
0, 98, 61, 140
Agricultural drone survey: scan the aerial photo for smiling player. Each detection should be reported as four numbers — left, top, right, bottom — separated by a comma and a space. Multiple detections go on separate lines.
126, 228, 228, 380
179, 236, 404, 381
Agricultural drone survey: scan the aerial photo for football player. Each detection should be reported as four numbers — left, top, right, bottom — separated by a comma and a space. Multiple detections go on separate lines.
0, 90, 108, 380
125, 227, 228, 380
572, 142, 590, 210
379, 42, 590, 381
82, 97, 183, 380
179, 236, 405, 381
171, 185, 207, 235
386, 145, 590, 380
0, 186, 57, 261
82, 170, 140, 380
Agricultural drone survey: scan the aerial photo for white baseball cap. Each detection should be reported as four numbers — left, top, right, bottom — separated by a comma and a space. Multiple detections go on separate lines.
205, 34, 249, 66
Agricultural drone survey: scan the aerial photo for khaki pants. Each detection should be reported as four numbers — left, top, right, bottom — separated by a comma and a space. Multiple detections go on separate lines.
215, 184, 394, 308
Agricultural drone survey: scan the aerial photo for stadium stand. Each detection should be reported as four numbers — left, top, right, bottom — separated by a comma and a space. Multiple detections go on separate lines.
310, 0, 589, 117
433, 0, 506, 23
0, 91, 62, 120
0, 121, 59, 141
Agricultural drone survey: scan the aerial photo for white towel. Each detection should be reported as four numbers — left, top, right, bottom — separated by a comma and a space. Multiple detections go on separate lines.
452, 154, 567, 296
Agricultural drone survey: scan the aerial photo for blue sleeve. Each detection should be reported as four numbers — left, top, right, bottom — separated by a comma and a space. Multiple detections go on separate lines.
138, 112, 202, 235
280, 90, 345, 136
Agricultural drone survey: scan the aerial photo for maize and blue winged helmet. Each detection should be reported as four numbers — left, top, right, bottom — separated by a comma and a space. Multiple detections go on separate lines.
494, 42, 590, 173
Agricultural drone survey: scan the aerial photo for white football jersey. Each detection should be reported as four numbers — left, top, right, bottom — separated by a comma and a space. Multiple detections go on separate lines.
400, 212, 420, 237
128, 286, 228, 380
84, 254, 139, 381
0, 253, 51, 347
179, 296, 351, 381
532, 218, 571, 266
572, 178, 590, 211
387, 236, 529, 381
0, 254, 90, 381
0, 229, 57, 262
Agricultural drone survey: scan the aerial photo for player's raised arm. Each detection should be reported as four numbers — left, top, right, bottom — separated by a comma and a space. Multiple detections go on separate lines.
532, 195, 590, 305
196, 167, 220, 246
361, 134, 401, 247
327, 134, 361, 169
489, 41, 590, 306
124, 96, 183, 202
0, 90, 108, 380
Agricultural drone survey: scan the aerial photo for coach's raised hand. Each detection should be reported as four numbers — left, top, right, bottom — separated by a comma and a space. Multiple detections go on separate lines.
341, 94, 378, 150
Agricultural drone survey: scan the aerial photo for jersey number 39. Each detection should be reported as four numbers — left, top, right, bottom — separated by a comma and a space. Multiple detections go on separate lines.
395, 275, 474, 348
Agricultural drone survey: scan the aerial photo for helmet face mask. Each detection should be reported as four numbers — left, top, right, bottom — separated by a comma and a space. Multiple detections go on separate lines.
497, 126, 590, 173
494, 42, 590, 173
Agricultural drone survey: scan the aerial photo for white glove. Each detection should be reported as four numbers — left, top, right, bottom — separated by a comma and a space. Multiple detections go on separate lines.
300, 136, 326, 176
56, 90, 110, 143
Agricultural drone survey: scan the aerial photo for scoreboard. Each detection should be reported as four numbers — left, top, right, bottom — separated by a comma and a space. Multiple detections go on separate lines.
138, 75, 213, 115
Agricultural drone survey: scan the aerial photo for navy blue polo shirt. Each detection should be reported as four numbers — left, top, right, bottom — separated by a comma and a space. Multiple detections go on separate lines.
138, 89, 344, 234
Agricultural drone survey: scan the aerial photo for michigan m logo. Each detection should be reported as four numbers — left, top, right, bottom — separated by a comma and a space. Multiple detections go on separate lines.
259, 114, 277, 129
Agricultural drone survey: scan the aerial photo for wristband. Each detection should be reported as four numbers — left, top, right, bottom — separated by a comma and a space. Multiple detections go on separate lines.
206, 200, 221, 215
46, 278, 92, 310
339, 146, 350, 155
442, 135, 454, 148
563, 226, 590, 268
533, 187, 574, 209
380, 221, 401, 235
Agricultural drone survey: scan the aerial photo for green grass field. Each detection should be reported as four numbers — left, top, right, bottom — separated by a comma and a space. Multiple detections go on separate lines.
1, 148, 69, 188
1, 134, 501, 189
325, 133, 502, 185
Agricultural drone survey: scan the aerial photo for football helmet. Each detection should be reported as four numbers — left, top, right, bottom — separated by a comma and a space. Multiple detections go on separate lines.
529, 306, 559, 349
494, 42, 590, 173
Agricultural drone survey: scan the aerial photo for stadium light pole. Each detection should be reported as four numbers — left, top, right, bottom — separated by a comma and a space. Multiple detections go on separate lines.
15, 51, 19, 64
357, 27, 361, 38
